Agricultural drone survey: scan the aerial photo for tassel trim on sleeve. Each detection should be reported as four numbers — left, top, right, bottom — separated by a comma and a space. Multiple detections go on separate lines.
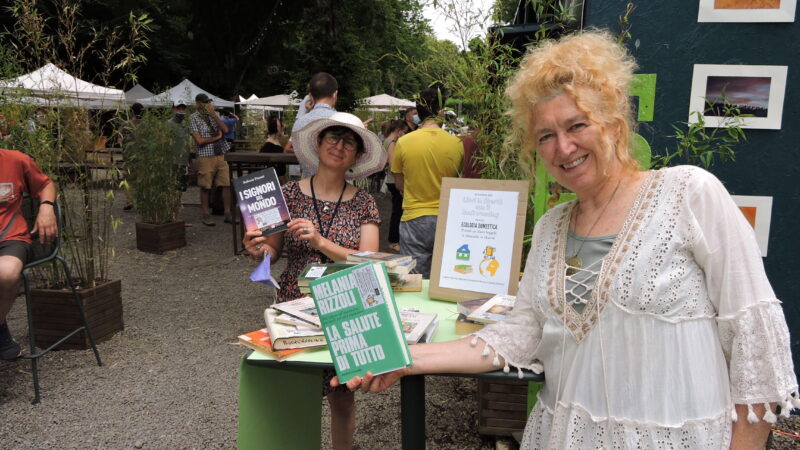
469, 334, 543, 376
731, 392, 800, 423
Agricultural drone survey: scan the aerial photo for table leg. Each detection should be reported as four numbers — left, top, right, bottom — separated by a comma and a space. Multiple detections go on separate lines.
401, 375, 426, 450
237, 358, 323, 450
229, 163, 238, 255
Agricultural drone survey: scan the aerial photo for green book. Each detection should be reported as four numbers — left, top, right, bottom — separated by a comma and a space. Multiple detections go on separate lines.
297, 262, 355, 287
309, 262, 412, 383
299, 262, 402, 293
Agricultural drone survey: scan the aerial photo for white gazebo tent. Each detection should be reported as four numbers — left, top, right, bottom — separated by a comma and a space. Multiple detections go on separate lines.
136, 79, 235, 108
0, 63, 126, 109
238, 94, 259, 102
124, 84, 155, 104
360, 94, 415, 110
242, 94, 300, 110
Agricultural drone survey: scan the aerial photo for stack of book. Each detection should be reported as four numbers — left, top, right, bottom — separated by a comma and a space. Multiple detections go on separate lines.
237, 328, 315, 361
346, 251, 421, 292
454, 294, 516, 335
298, 259, 422, 294
297, 263, 355, 294
400, 310, 439, 344
252, 297, 328, 353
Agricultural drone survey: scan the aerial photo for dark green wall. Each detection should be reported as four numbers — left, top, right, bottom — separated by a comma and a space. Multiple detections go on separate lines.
585, 2, 800, 371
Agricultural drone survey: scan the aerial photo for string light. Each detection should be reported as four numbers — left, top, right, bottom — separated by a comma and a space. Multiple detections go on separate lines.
240, 0, 283, 56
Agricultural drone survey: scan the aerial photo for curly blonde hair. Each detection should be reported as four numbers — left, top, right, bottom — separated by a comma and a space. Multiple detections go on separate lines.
507, 29, 640, 173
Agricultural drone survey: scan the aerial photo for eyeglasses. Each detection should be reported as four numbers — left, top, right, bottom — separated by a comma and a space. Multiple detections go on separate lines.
322, 132, 358, 152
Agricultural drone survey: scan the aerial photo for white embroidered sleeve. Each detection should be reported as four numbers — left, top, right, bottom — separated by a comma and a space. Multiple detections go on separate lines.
686, 166, 798, 421
472, 241, 545, 376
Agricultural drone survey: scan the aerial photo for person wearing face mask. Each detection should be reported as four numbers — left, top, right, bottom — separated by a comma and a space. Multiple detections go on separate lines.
391, 85, 464, 278
403, 107, 419, 132
189, 93, 232, 226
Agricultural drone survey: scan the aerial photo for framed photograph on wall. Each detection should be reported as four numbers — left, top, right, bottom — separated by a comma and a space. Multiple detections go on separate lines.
698, 0, 797, 22
731, 195, 773, 257
689, 64, 788, 129
428, 178, 529, 302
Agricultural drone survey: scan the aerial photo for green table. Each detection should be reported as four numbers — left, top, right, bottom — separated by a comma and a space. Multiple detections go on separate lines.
237, 281, 544, 450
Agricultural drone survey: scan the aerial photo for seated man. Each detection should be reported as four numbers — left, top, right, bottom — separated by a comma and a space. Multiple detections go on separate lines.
0, 148, 57, 360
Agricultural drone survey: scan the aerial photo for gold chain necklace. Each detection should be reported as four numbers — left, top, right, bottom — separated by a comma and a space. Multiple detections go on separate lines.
565, 179, 622, 276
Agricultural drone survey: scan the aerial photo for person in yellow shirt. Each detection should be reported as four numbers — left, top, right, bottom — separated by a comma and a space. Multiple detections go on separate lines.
391, 85, 463, 278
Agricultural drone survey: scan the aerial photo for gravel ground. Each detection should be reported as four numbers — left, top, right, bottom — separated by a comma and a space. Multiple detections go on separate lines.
0, 186, 491, 450
1, 186, 798, 450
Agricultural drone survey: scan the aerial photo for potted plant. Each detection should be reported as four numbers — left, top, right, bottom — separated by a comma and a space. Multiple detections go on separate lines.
125, 109, 189, 254
0, 0, 150, 348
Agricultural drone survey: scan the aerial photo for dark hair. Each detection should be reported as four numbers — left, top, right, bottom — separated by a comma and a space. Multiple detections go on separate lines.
386, 119, 408, 136
131, 102, 144, 119
416, 84, 447, 122
267, 116, 281, 135
309, 72, 338, 100
318, 125, 364, 154
380, 120, 391, 137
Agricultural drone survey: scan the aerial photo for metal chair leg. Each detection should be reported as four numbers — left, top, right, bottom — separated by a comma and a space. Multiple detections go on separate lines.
22, 272, 41, 404
57, 256, 102, 367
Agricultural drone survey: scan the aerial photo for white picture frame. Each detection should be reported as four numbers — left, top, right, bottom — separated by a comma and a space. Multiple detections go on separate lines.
698, 0, 796, 22
428, 178, 529, 302
689, 64, 788, 130
731, 195, 773, 257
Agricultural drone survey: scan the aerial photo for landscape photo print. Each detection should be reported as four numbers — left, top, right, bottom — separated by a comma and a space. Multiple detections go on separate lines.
698, 0, 797, 21
689, 64, 788, 129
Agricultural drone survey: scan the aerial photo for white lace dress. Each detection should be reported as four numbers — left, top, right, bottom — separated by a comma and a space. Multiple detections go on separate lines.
473, 165, 797, 449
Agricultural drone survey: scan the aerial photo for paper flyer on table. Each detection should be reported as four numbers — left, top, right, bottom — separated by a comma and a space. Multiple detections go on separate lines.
438, 188, 517, 295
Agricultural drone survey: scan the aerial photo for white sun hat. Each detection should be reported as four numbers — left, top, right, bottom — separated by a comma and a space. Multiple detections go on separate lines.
293, 112, 386, 180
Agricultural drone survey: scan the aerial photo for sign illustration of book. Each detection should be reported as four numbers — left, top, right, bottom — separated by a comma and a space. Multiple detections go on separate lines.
232, 167, 291, 235
309, 262, 412, 382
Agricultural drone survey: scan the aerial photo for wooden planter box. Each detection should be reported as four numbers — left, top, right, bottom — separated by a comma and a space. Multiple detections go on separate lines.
477, 379, 530, 436
30, 279, 124, 350
135, 221, 186, 254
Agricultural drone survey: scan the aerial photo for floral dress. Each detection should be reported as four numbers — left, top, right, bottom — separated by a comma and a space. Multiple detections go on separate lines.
275, 181, 380, 395
277, 181, 381, 302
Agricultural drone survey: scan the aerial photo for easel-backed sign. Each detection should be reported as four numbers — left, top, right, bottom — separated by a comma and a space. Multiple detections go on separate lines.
429, 178, 529, 302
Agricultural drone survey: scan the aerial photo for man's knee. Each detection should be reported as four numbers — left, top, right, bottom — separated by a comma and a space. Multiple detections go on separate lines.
0, 257, 23, 288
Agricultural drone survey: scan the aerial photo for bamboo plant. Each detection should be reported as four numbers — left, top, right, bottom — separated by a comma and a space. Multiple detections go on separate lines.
0, 0, 151, 288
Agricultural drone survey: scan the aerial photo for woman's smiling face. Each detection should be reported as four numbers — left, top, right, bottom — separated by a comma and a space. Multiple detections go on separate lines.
317, 127, 360, 171
532, 93, 619, 196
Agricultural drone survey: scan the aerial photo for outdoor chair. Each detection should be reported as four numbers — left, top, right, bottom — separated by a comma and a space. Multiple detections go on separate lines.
19, 197, 103, 403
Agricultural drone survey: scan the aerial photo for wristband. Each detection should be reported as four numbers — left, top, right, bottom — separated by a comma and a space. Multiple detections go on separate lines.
40, 200, 55, 207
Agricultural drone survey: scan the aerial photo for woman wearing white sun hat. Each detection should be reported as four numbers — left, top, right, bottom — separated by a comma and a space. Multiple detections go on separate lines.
244, 111, 385, 450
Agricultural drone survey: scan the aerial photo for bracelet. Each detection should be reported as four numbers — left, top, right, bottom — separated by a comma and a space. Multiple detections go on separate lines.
40, 200, 55, 207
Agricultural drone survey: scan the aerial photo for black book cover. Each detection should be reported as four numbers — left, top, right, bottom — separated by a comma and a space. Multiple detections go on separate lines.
232, 167, 291, 235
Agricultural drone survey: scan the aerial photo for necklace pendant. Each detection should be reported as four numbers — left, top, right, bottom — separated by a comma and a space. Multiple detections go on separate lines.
323, 205, 330, 212
565, 255, 582, 276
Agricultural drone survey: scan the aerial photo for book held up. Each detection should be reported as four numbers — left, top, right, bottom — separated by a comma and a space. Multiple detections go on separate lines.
232, 167, 291, 236
310, 262, 411, 383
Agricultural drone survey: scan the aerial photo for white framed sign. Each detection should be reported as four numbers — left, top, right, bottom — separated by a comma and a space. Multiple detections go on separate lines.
429, 178, 529, 302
